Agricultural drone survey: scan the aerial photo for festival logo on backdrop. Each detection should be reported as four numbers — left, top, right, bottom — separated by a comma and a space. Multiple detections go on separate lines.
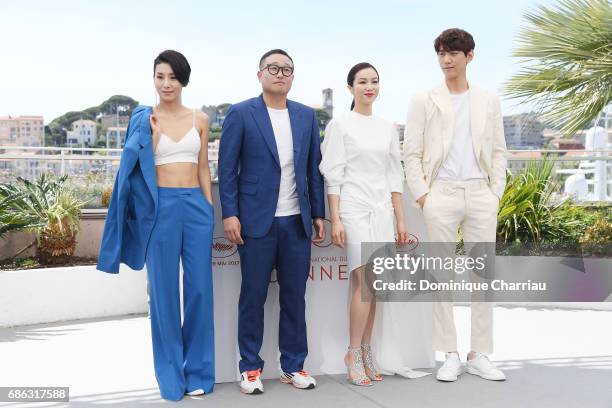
212, 236, 238, 258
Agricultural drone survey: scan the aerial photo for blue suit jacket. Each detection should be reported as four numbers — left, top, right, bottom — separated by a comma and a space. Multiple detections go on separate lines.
218, 95, 325, 238
97, 106, 158, 273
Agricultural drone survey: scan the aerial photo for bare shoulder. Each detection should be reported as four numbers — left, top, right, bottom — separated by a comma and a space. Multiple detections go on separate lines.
195, 109, 209, 123
194, 110, 209, 133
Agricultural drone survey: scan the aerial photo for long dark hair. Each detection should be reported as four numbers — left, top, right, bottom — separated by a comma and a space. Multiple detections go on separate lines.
347, 62, 379, 110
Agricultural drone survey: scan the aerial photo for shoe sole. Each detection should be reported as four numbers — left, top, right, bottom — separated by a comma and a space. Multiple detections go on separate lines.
346, 376, 373, 386
240, 387, 264, 395
348, 381, 373, 386
466, 367, 506, 381
280, 377, 315, 389
185, 391, 205, 396
436, 369, 463, 382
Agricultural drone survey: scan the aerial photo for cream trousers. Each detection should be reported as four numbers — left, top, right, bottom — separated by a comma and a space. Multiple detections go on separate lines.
422, 179, 499, 354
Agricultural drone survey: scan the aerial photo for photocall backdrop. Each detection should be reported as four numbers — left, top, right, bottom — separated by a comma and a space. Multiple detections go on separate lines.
177, 184, 435, 382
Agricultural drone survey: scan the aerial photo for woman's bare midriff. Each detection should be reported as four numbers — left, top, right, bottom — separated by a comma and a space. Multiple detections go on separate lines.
156, 163, 200, 187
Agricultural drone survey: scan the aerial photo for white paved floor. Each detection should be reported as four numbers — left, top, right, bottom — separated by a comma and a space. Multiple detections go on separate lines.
1, 306, 611, 407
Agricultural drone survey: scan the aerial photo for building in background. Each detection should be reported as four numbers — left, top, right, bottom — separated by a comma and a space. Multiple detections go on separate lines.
201, 106, 218, 127
543, 127, 612, 150
201, 104, 231, 128
208, 139, 220, 181
99, 114, 129, 130
395, 123, 405, 143
0, 115, 44, 179
308, 89, 334, 131
105, 126, 127, 149
507, 150, 543, 173
322, 88, 333, 119
503, 113, 544, 149
0, 115, 44, 147
66, 119, 97, 146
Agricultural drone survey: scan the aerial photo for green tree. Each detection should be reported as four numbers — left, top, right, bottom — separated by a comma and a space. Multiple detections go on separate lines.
46, 95, 139, 146
505, 0, 612, 136
209, 130, 221, 141
315, 109, 331, 125
98, 95, 139, 116
216, 103, 232, 115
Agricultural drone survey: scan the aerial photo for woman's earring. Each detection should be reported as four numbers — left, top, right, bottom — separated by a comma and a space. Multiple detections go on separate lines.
154, 90, 158, 108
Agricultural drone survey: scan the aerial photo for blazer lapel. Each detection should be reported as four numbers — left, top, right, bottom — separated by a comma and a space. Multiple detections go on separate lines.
251, 95, 281, 168
287, 100, 302, 169
430, 83, 454, 158
469, 85, 487, 159
137, 106, 158, 210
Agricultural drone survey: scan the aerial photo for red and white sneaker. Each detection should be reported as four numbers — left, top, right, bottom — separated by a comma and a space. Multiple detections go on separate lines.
280, 370, 316, 389
240, 369, 264, 394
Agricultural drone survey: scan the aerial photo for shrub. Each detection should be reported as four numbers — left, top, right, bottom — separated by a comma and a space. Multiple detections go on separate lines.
580, 220, 612, 256
101, 186, 112, 208
0, 174, 86, 264
497, 159, 582, 247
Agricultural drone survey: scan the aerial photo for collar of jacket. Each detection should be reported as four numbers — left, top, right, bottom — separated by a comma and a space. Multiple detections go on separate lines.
430, 82, 487, 158
134, 105, 153, 148
127, 105, 158, 210
249, 94, 304, 169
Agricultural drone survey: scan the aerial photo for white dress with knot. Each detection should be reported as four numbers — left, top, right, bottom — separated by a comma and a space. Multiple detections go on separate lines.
319, 110, 434, 378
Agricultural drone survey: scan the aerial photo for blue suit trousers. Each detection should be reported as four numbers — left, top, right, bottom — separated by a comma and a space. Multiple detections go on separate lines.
237, 214, 311, 373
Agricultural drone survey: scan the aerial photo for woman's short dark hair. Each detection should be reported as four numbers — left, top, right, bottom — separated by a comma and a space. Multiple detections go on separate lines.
154, 50, 191, 87
434, 28, 475, 56
347, 62, 379, 110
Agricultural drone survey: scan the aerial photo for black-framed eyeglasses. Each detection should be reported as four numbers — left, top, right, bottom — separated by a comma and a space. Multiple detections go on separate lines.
261, 64, 294, 77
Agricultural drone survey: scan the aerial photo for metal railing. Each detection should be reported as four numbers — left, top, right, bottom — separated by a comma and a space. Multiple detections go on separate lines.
1, 145, 610, 206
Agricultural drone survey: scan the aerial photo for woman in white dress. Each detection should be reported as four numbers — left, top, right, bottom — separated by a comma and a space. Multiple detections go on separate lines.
319, 63, 411, 386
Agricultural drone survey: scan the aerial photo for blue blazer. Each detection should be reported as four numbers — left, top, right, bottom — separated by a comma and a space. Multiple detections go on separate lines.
218, 95, 325, 238
97, 106, 158, 273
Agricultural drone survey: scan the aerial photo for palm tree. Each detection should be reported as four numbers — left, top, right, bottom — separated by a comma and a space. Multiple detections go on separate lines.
0, 174, 86, 264
505, 0, 612, 136
0, 191, 40, 239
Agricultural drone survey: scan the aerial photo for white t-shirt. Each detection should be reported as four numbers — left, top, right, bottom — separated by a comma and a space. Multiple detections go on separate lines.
267, 107, 300, 216
436, 91, 486, 181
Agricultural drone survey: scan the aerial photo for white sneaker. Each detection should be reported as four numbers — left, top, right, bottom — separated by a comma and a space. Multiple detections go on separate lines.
436, 352, 464, 382
280, 370, 316, 389
466, 353, 506, 381
240, 369, 264, 394
185, 389, 205, 396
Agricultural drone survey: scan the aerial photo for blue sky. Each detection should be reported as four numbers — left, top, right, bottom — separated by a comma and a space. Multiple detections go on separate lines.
2, 0, 557, 124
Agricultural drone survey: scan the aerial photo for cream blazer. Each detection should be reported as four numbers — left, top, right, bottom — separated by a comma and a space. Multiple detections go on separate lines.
403, 83, 507, 205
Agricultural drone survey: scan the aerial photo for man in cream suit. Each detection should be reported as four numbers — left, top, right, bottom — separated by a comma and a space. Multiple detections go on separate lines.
403, 28, 507, 382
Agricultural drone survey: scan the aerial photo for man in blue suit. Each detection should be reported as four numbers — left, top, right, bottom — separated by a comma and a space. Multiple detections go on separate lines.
218, 49, 326, 394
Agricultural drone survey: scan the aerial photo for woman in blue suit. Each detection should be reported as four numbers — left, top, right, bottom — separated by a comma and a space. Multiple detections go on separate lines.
97, 50, 215, 401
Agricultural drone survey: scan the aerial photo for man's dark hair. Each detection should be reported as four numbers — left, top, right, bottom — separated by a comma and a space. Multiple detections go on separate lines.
153, 50, 191, 87
434, 28, 475, 56
259, 49, 294, 69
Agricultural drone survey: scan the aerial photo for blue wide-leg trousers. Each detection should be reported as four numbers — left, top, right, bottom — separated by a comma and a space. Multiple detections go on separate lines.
145, 187, 215, 401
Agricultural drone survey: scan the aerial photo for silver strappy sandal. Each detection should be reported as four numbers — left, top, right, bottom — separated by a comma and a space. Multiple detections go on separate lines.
345, 346, 373, 386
